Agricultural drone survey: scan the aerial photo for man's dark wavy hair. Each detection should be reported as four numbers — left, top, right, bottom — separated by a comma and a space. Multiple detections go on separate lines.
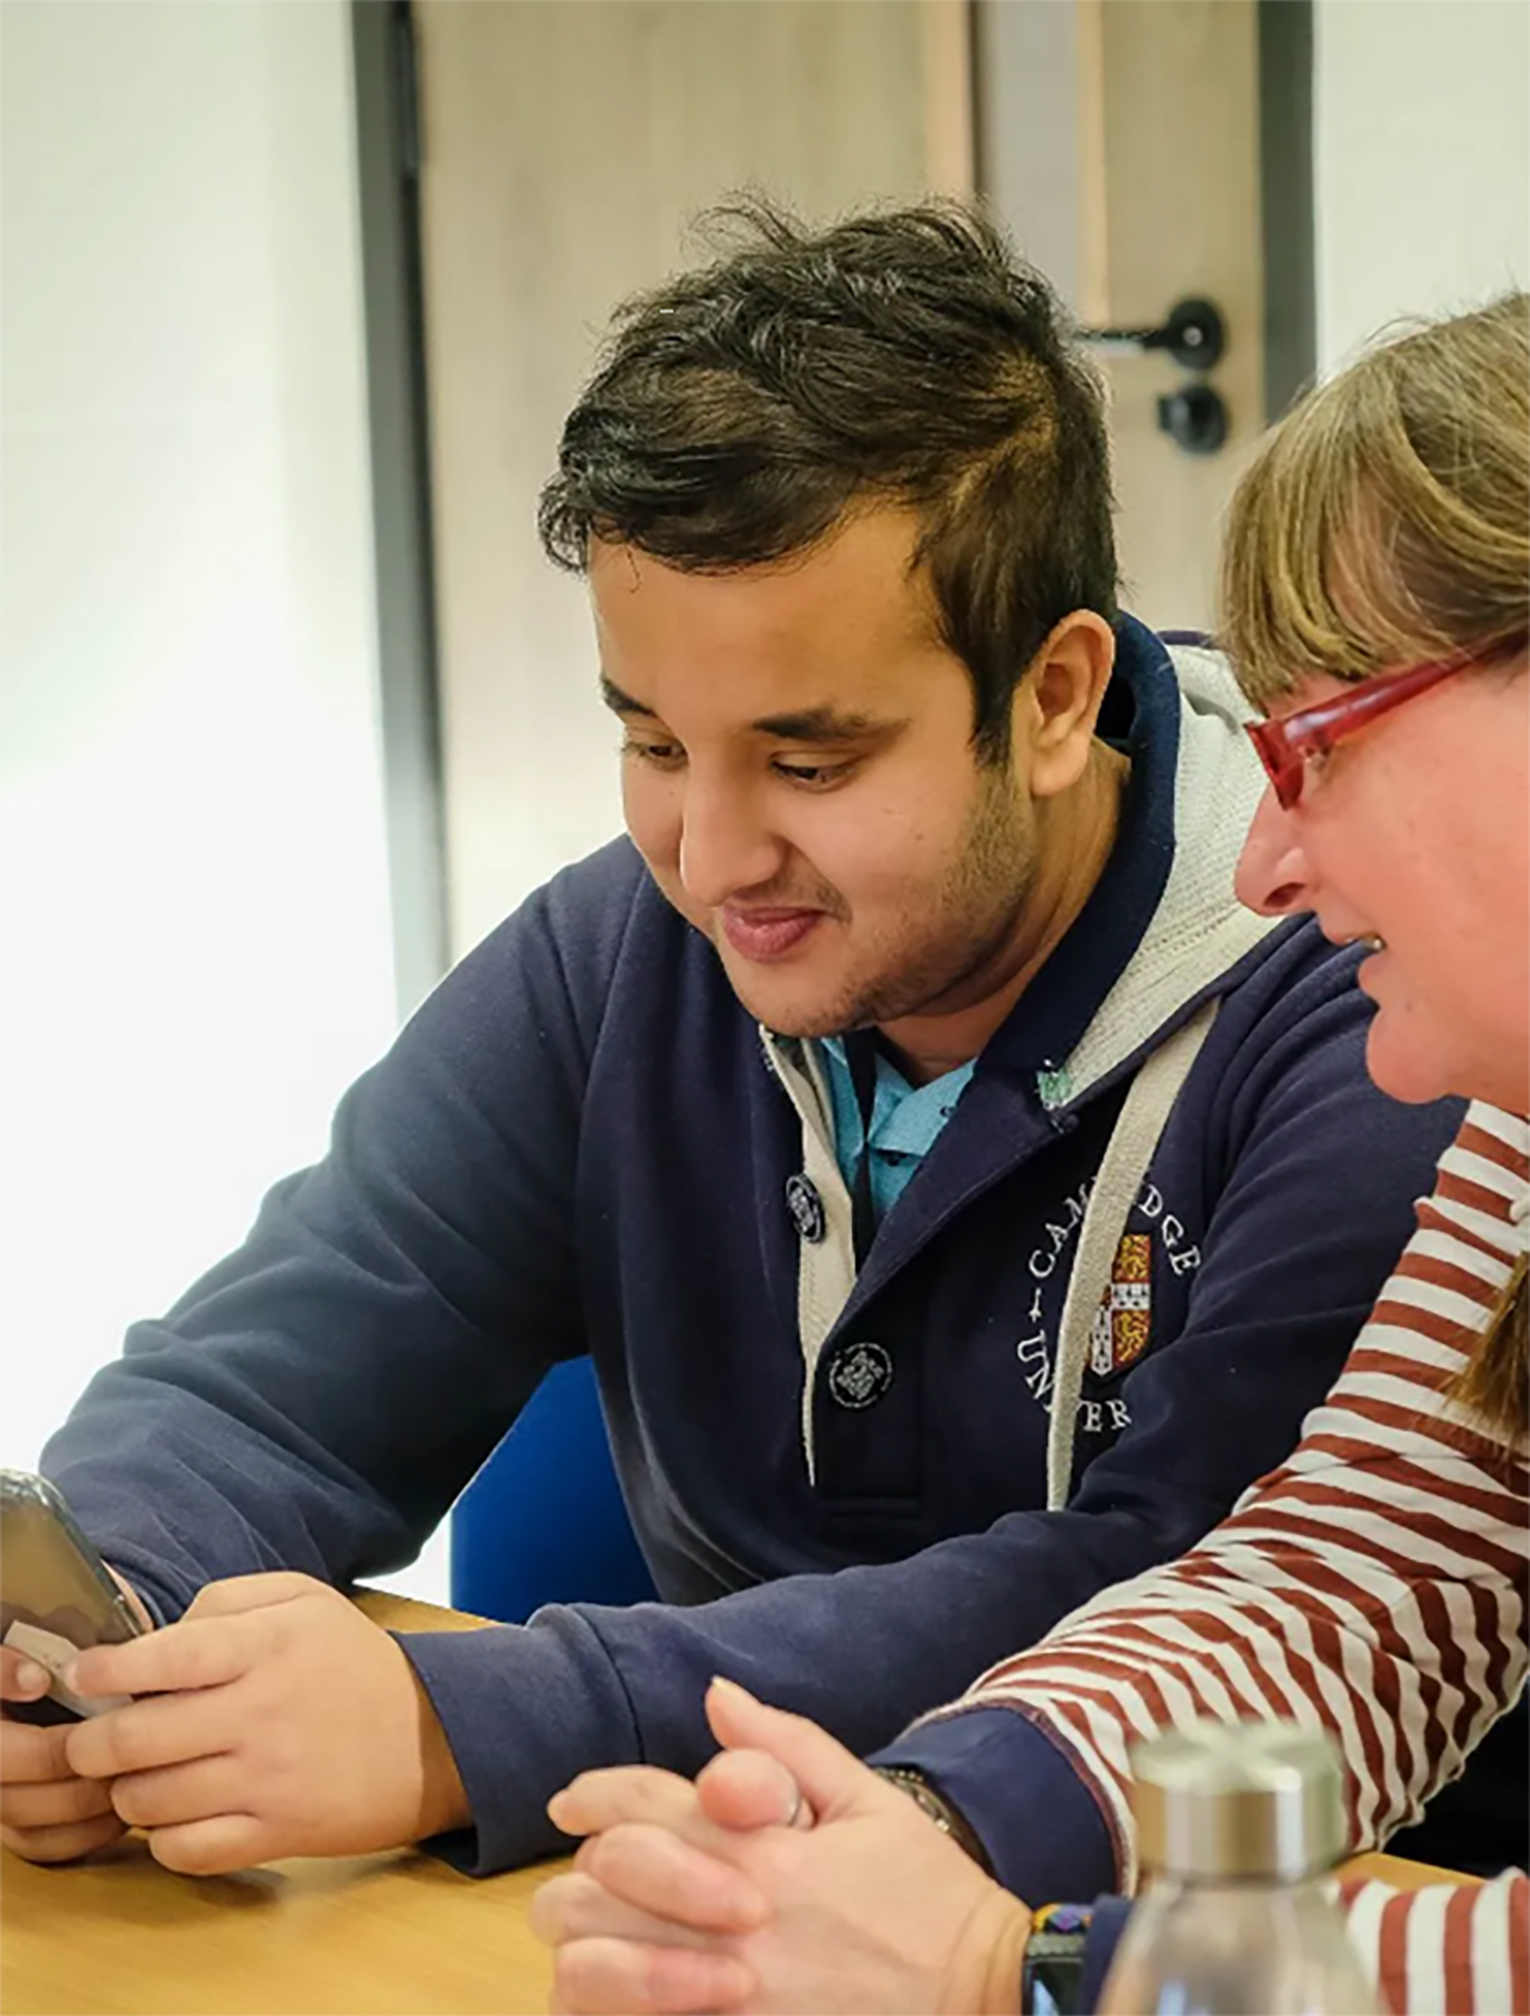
538, 197, 1119, 761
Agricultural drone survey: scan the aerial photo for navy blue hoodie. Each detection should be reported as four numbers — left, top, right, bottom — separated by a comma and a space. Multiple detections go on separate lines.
41, 621, 1461, 1872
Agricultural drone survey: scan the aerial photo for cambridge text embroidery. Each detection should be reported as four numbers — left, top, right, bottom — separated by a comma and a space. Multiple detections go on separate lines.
1013, 1177, 1205, 1436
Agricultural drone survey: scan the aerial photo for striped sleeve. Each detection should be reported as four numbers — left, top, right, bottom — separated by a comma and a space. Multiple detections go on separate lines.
1331, 1872, 1529, 2016
915, 1104, 1529, 2009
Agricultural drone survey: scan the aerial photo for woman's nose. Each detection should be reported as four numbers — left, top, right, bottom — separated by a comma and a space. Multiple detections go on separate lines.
1234, 788, 1315, 916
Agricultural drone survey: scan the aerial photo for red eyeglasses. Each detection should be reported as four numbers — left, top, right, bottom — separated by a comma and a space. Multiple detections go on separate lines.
1245, 655, 1468, 811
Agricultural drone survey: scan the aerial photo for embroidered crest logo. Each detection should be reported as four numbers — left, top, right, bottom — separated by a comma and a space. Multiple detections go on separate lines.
1088, 1233, 1152, 1376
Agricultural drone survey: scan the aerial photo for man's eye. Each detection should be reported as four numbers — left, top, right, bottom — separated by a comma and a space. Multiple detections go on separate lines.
774, 759, 856, 789
622, 738, 685, 769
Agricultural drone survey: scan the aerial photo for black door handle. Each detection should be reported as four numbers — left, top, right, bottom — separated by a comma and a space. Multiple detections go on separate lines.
1081, 297, 1225, 373
1156, 382, 1229, 456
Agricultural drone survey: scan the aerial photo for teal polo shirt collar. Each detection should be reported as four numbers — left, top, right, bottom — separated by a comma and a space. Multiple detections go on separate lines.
816, 1036, 975, 1223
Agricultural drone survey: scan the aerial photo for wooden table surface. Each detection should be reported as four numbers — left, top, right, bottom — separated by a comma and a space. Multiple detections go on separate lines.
0, 1593, 1480, 2016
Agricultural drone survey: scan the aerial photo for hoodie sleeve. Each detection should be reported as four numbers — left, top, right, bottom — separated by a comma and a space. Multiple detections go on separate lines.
400, 986, 1462, 1875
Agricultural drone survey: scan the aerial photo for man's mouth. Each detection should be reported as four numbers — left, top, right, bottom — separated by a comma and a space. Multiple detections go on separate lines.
719, 906, 826, 962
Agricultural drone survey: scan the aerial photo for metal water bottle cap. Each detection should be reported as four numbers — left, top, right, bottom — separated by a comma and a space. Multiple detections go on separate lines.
1131, 1721, 1348, 1882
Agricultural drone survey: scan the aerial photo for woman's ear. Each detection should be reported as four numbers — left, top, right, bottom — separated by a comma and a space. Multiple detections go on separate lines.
1009, 612, 1117, 798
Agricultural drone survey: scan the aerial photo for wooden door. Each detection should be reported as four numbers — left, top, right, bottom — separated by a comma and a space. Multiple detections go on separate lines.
978, 0, 1268, 632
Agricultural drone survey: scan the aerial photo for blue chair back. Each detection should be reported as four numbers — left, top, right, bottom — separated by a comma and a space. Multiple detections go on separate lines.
450, 1357, 657, 1622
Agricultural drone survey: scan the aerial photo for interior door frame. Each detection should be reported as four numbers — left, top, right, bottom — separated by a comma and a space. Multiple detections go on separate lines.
1257, 0, 1316, 419
351, 0, 449, 1019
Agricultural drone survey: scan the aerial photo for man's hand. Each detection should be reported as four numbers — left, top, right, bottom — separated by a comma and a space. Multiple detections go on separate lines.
58, 1572, 469, 1875
1, 1646, 127, 1864
1, 1565, 150, 1864
533, 1677, 1031, 2016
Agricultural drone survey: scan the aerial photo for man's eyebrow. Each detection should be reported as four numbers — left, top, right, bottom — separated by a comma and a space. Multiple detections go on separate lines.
599, 675, 655, 718
600, 681, 903, 742
749, 705, 903, 742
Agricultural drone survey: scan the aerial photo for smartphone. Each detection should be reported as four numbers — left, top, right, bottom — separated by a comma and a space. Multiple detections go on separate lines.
0, 1468, 146, 1724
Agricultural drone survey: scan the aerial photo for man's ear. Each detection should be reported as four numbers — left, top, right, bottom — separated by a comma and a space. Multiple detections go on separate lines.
1009, 612, 1116, 798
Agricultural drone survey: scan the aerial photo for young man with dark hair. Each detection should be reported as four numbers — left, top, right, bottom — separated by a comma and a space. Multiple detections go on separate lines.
0, 202, 1457, 1879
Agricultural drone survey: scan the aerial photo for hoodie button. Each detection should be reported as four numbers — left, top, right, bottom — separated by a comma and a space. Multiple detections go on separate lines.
825, 1341, 894, 1410
785, 1174, 826, 1244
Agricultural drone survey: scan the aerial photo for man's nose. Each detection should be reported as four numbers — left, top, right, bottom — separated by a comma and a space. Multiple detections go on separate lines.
678, 779, 784, 908
1234, 788, 1315, 916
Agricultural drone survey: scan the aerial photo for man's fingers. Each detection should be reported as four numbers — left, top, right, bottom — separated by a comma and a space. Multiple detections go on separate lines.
68, 1620, 244, 1702
705, 1676, 878, 1822
3, 1771, 118, 1832
0, 1812, 126, 1865
143, 1812, 269, 1877
109, 1754, 248, 1831
0, 1718, 75, 1785
71, 1574, 319, 1700
696, 1745, 807, 1835
576, 1821, 769, 1934
550, 1937, 755, 2016
0, 1647, 51, 1701
65, 1682, 239, 1782
534, 1869, 759, 1952
67, 1620, 248, 1715
549, 1765, 700, 1840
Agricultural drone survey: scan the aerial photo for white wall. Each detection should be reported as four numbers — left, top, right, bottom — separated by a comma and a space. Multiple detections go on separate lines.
1315, 0, 1530, 371
0, 2, 445, 1596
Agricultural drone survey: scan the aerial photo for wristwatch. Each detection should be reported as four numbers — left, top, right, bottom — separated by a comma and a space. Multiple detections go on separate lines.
873, 1766, 995, 1875
1020, 1901, 1094, 2016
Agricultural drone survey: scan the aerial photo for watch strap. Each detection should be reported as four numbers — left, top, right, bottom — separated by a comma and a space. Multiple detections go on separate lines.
1021, 1901, 1095, 2016
873, 1766, 994, 1876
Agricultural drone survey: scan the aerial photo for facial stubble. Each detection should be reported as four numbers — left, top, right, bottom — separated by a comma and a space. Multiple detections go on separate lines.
746, 761, 1040, 1040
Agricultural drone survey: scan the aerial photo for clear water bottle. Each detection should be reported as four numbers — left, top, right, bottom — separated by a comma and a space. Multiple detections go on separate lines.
1096, 1721, 1383, 2016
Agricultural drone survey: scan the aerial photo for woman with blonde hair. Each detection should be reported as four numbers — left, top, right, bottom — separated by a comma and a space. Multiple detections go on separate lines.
533, 292, 1529, 2016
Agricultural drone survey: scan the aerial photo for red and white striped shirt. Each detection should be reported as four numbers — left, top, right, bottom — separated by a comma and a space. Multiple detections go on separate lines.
922, 1104, 1529, 2015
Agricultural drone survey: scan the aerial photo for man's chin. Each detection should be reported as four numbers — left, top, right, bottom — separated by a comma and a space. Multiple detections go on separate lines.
729, 990, 864, 1042
711, 949, 866, 1040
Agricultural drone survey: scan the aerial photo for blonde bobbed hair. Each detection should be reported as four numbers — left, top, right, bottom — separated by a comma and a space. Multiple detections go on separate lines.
1221, 291, 1529, 708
